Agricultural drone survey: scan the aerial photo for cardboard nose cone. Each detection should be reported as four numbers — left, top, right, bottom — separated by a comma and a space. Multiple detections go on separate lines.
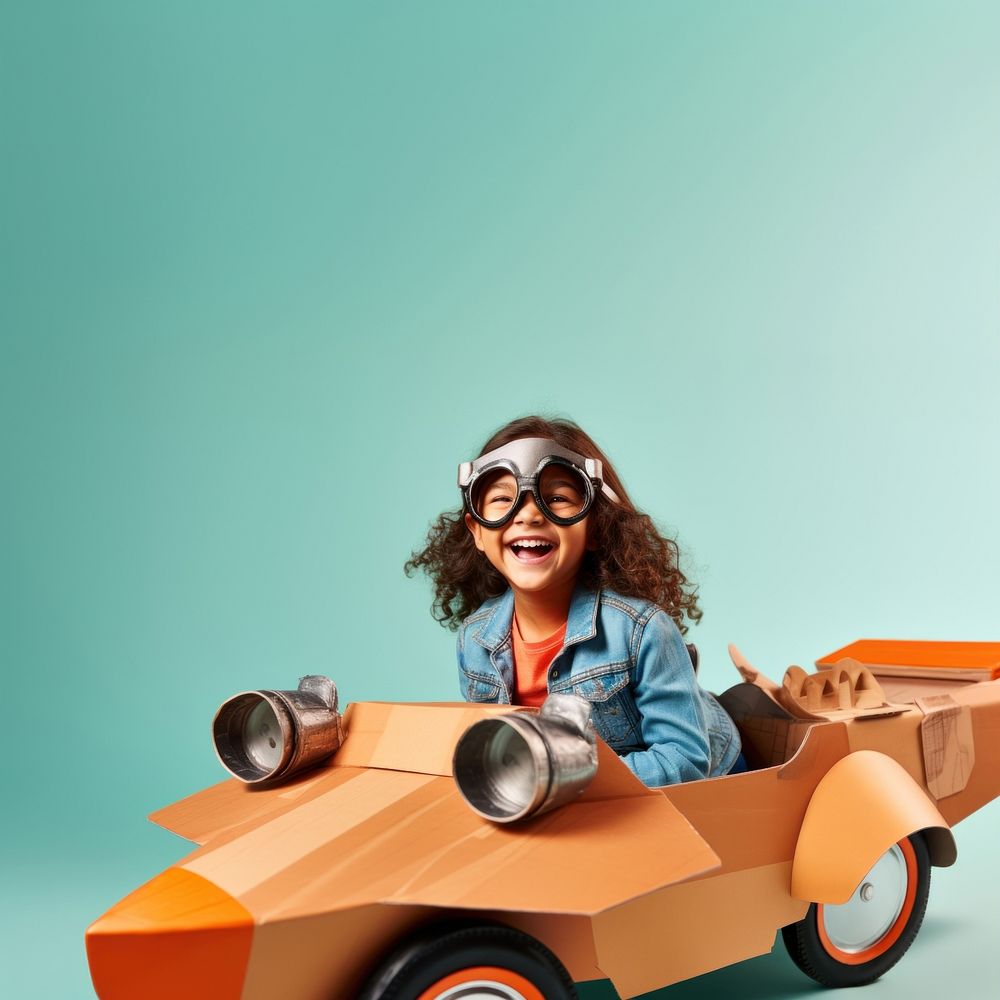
86, 867, 253, 1000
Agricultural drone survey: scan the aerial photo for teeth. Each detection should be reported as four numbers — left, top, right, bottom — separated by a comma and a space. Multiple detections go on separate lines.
511, 540, 552, 548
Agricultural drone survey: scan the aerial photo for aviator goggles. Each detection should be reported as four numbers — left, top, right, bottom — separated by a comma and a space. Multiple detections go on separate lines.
458, 437, 621, 528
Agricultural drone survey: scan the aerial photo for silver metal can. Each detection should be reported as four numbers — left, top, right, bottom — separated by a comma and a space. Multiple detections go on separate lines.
453, 693, 598, 822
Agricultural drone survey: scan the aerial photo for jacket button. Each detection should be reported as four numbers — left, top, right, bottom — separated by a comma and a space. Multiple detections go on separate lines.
551, 669, 559, 680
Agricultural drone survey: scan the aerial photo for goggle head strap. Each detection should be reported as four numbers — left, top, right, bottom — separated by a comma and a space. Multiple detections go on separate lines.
457, 437, 622, 505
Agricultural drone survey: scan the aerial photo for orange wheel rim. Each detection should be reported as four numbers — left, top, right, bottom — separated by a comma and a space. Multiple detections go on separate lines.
817, 838, 918, 965
417, 966, 544, 1000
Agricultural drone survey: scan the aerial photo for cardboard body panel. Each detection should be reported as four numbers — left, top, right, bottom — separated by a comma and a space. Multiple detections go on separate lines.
935, 679, 1000, 824
239, 906, 606, 1000
240, 904, 438, 1000
500, 911, 605, 983
584, 723, 849, 995
593, 862, 806, 998
843, 678, 1000, 827
662, 720, 850, 873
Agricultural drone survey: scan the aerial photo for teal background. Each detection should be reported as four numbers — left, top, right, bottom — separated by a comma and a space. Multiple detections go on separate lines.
3, 2, 999, 997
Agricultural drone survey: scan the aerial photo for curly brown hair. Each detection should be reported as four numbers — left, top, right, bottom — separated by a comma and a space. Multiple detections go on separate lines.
404, 415, 703, 634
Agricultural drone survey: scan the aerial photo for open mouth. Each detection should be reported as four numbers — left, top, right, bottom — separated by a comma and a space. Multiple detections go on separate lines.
508, 539, 555, 563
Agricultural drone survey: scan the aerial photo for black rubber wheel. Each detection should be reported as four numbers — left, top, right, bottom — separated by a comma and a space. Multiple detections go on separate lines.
783, 834, 931, 988
358, 921, 577, 1000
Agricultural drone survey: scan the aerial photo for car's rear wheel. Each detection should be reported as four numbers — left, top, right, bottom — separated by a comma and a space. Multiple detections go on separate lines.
359, 922, 577, 1000
783, 834, 931, 987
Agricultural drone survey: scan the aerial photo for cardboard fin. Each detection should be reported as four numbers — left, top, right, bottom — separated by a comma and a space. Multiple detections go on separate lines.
149, 765, 361, 845
383, 794, 721, 915
333, 702, 519, 776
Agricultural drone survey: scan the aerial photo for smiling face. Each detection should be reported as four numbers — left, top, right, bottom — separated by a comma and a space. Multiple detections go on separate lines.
465, 469, 590, 605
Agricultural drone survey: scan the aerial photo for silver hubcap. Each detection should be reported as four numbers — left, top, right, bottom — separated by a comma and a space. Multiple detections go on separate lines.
432, 985, 529, 1000
822, 844, 908, 952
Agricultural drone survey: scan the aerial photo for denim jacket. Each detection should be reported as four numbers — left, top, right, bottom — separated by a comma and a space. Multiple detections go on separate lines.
456, 586, 741, 787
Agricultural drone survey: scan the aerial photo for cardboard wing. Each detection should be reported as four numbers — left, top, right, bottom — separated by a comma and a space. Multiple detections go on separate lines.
151, 702, 721, 920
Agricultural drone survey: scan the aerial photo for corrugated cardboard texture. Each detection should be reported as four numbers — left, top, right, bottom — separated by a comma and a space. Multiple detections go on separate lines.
782, 661, 887, 713
722, 648, 905, 726
916, 694, 975, 800
717, 682, 814, 768
845, 679, 1000, 827
936, 681, 1000, 823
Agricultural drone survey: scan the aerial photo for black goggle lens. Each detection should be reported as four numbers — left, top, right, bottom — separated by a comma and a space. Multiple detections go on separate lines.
470, 468, 519, 523
537, 464, 589, 520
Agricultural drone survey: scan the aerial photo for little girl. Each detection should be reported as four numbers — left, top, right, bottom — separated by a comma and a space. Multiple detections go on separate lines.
406, 415, 743, 787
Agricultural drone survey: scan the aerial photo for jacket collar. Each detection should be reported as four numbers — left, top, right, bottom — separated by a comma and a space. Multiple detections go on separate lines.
474, 586, 600, 652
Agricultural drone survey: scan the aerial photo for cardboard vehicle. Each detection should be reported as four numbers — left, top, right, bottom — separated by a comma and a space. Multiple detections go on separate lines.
86, 640, 1000, 1000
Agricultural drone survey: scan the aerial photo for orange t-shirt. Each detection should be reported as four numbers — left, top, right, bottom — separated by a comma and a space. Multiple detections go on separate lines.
512, 615, 567, 707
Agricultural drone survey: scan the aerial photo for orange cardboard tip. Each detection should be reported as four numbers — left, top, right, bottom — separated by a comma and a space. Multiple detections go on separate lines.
87, 868, 252, 1000
817, 640, 1000, 681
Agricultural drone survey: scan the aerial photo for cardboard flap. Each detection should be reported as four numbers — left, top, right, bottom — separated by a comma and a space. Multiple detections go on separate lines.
727, 644, 904, 722
170, 767, 719, 921
579, 739, 663, 801
333, 702, 518, 775
916, 694, 976, 799
383, 792, 721, 915
149, 765, 363, 845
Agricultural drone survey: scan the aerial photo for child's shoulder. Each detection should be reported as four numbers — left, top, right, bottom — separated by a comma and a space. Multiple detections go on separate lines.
596, 588, 664, 624
458, 591, 512, 638
594, 588, 684, 642
463, 591, 507, 619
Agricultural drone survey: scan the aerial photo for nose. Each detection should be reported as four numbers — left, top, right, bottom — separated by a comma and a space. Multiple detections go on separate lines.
515, 494, 544, 524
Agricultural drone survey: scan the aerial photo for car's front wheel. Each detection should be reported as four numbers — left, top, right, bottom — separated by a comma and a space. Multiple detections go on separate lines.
783, 834, 931, 988
359, 922, 577, 1000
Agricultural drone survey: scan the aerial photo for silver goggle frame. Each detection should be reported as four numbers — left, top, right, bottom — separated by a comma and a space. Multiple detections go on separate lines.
458, 437, 620, 528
